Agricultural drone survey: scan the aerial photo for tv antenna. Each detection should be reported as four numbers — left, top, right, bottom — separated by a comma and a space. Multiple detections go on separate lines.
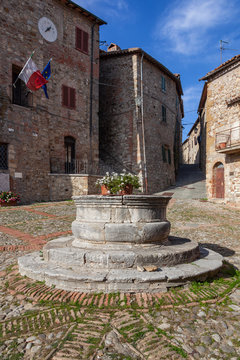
220, 40, 229, 64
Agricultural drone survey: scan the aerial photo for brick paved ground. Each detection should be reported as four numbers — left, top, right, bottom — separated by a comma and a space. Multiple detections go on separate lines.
0, 199, 240, 359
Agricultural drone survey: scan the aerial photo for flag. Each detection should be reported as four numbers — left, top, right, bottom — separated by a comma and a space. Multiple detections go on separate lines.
19, 58, 47, 91
41, 60, 51, 99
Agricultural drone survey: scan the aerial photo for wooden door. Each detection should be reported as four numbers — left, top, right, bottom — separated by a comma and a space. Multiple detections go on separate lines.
215, 167, 224, 198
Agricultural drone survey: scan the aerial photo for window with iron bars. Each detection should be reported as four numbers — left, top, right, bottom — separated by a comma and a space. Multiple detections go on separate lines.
0, 143, 8, 170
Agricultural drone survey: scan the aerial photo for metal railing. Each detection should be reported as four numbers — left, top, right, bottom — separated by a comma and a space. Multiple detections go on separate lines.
50, 158, 88, 174
215, 125, 240, 150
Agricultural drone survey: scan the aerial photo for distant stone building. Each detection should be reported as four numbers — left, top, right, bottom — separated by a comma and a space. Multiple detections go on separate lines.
99, 45, 184, 193
181, 118, 201, 165
0, 0, 106, 203
197, 83, 207, 173
199, 55, 240, 204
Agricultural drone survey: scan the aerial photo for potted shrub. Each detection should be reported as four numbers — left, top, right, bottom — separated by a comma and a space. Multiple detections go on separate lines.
0, 191, 20, 206
96, 171, 141, 195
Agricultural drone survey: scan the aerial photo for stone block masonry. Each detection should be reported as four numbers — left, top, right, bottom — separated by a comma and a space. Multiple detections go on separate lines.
99, 47, 183, 194
0, 0, 105, 203
200, 56, 240, 204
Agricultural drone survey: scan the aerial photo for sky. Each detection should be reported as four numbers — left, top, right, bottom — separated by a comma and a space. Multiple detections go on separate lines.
75, 0, 240, 141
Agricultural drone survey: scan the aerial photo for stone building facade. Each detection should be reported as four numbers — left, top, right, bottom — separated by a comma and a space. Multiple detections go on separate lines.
200, 55, 240, 204
0, 0, 105, 203
181, 118, 201, 165
197, 83, 207, 173
99, 46, 183, 194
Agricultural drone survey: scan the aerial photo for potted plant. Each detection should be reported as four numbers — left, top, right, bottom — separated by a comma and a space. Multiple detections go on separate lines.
218, 142, 227, 149
0, 191, 20, 206
96, 171, 141, 195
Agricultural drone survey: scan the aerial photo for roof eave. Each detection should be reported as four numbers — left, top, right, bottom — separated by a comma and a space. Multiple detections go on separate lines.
100, 47, 184, 96
63, 0, 107, 25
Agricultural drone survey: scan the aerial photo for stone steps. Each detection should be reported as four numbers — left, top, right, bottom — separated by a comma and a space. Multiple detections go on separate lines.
18, 246, 223, 293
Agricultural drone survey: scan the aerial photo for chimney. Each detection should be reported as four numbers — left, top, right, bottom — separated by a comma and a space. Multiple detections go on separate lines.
107, 43, 121, 52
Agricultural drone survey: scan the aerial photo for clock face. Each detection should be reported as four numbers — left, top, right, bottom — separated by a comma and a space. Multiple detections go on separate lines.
38, 17, 57, 42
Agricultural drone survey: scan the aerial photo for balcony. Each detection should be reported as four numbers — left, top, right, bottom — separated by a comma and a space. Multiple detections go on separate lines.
215, 125, 240, 154
50, 158, 87, 174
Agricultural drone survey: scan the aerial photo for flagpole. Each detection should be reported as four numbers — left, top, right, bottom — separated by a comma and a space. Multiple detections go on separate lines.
12, 50, 35, 88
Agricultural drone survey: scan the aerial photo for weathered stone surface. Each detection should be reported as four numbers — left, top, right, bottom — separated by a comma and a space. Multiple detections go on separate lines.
72, 195, 171, 244
18, 246, 223, 292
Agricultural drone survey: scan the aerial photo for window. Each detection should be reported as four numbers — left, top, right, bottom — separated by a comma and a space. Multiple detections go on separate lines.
168, 149, 171, 164
162, 145, 167, 163
12, 65, 31, 107
162, 105, 166, 122
62, 85, 76, 109
75, 27, 89, 54
0, 143, 8, 170
161, 76, 166, 92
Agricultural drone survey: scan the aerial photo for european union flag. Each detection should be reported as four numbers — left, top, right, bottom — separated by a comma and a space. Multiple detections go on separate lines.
41, 60, 51, 99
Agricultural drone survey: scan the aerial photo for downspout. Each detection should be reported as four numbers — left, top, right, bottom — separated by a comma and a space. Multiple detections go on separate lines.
89, 22, 96, 174
140, 52, 148, 193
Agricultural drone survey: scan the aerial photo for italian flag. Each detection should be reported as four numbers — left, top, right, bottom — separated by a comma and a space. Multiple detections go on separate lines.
19, 58, 48, 91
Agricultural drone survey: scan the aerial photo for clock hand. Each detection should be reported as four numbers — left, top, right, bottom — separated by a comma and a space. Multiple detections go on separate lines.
45, 26, 52, 32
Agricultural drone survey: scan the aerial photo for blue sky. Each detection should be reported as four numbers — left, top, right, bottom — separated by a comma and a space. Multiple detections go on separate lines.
75, 0, 240, 141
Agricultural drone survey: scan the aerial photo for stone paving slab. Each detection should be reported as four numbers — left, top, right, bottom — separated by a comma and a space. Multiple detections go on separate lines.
0, 199, 240, 359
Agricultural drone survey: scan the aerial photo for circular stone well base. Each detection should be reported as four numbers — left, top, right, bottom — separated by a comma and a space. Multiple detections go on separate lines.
18, 236, 223, 293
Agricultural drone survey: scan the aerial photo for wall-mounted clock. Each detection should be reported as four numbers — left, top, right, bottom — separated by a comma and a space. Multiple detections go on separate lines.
38, 17, 58, 42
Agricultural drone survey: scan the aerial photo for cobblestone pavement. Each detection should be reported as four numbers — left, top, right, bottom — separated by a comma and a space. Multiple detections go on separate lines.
0, 199, 240, 360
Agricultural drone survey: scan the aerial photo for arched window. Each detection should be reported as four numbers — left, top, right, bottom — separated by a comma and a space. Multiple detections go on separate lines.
64, 136, 75, 174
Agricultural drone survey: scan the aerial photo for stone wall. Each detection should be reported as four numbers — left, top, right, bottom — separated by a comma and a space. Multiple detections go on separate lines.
99, 49, 183, 194
49, 174, 100, 201
205, 61, 240, 204
0, 0, 101, 203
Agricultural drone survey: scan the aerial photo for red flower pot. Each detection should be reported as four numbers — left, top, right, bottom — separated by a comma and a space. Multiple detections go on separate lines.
119, 184, 133, 195
101, 185, 109, 195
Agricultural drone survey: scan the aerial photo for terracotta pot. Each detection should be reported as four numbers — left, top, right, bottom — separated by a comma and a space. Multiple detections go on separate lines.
119, 184, 133, 195
219, 142, 226, 149
101, 185, 109, 195
0, 200, 18, 207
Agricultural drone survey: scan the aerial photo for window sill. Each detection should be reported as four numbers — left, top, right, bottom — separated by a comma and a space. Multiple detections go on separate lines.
75, 47, 89, 56
11, 103, 32, 111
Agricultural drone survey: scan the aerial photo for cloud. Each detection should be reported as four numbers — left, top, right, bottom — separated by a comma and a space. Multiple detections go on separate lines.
183, 85, 203, 107
154, 0, 237, 55
74, 0, 129, 19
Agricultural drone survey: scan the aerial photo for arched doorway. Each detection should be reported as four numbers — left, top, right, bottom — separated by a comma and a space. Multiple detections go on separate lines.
64, 136, 75, 173
213, 162, 224, 198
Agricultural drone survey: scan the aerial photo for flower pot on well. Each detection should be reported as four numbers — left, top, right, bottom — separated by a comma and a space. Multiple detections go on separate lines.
119, 184, 133, 195
101, 185, 109, 195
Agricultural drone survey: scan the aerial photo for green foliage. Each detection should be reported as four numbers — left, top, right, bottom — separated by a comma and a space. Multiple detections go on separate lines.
96, 171, 141, 194
0, 191, 20, 204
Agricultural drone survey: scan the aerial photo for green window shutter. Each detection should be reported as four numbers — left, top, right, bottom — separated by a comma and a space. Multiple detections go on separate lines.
162, 105, 166, 122
162, 145, 166, 163
168, 149, 171, 164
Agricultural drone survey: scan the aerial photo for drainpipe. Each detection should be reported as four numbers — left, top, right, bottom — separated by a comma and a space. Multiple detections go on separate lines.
140, 52, 148, 193
89, 22, 96, 174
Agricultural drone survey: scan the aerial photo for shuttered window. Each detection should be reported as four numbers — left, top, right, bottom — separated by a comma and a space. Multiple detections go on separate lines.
162, 145, 167, 163
162, 105, 166, 122
62, 85, 76, 109
76, 27, 89, 54
161, 76, 166, 92
168, 149, 171, 164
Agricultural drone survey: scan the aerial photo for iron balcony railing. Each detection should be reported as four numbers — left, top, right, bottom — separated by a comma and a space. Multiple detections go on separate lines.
50, 158, 87, 174
215, 125, 240, 151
